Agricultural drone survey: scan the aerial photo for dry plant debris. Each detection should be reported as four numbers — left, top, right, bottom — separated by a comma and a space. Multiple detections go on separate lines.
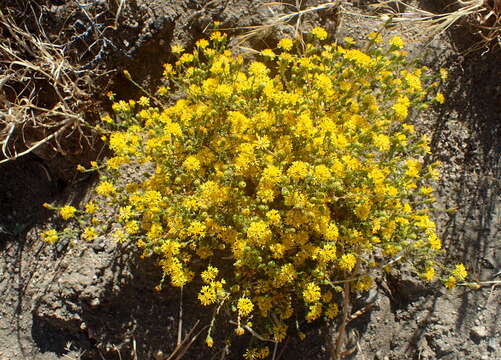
370, 0, 501, 52
0, 0, 124, 164
236, 1, 342, 45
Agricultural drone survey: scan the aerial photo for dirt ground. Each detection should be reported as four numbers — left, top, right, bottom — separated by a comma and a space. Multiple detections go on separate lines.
0, 1, 499, 359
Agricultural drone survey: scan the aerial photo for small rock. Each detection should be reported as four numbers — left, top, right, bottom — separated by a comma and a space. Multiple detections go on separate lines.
374, 351, 389, 360
470, 326, 488, 340
154, 350, 165, 360
487, 337, 497, 352
92, 240, 105, 252
90, 298, 100, 307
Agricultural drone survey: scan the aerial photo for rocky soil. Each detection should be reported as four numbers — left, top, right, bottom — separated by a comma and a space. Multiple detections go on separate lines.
0, 1, 499, 359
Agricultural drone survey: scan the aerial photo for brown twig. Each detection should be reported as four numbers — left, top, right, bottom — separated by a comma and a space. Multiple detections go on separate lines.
333, 281, 350, 360
166, 320, 205, 360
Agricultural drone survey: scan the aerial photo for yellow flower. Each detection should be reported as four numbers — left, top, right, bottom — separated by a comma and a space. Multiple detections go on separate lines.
343, 36, 355, 45
59, 205, 77, 220
287, 161, 309, 180
392, 101, 409, 120
83, 227, 97, 241
198, 285, 217, 305
125, 220, 139, 234
138, 96, 150, 107
368, 32, 383, 43
325, 303, 339, 319
244, 347, 270, 360
339, 254, 357, 272
418, 186, 432, 196
163, 63, 174, 77
266, 210, 281, 225
247, 221, 271, 245
344, 49, 372, 66
112, 229, 126, 243
201, 266, 219, 284
405, 159, 421, 178
423, 267, 435, 281
303, 283, 321, 303
313, 164, 331, 184
435, 92, 445, 104
272, 323, 288, 342
67, 31, 452, 342
311, 26, 328, 40
210, 31, 226, 41
324, 223, 339, 242
452, 264, 467, 281
158, 86, 169, 95
248, 61, 268, 76
428, 233, 441, 250
179, 53, 194, 64
390, 36, 405, 49
183, 156, 201, 172
261, 165, 282, 185
277, 38, 293, 51
188, 221, 206, 237
205, 335, 214, 348
196, 39, 209, 49
171, 44, 184, 54
439, 68, 448, 80
85, 202, 97, 214
306, 303, 322, 322
237, 297, 254, 317
41, 229, 58, 244
373, 133, 391, 152
96, 181, 115, 197
444, 276, 457, 290
260, 48, 275, 58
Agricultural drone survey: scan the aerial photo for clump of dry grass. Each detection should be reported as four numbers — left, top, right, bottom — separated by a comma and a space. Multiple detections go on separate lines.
236, 1, 342, 45
467, 0, 501, 49
0, 1, 120, 164
371, 0, 501, 53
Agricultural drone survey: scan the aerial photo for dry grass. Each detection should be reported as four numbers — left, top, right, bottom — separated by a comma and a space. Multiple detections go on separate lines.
370, 0, 501, 53
235, 1, 342, 45
234, 0, 500, 54
0, 1, 117, 164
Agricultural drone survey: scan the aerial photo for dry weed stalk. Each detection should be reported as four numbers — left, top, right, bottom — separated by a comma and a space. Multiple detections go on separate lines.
370, 0, 501, 52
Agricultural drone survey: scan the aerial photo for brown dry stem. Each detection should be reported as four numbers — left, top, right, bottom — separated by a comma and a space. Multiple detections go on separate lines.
332, 281, 350, 360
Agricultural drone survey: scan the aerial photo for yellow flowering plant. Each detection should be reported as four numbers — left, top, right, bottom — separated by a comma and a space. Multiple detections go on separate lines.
45, 28, 467, 351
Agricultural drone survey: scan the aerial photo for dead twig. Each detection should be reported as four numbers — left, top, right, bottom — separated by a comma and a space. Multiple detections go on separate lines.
333, 281, 350, 360
166, 320, 206, 360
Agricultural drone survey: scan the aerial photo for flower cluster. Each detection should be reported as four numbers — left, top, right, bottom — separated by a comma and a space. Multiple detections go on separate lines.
47, 28, 466, 349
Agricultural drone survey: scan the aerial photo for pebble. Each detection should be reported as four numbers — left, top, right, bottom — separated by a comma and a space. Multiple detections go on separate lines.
487, 337, 497, 352
154, 350, 165, 360
470, 326, 488, 339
